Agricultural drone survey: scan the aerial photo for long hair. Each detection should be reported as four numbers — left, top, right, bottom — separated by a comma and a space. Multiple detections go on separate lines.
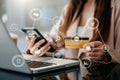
59, 0, 111, 42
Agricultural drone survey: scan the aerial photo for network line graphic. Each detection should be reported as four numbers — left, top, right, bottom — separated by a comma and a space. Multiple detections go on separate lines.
11, 8, 112, 67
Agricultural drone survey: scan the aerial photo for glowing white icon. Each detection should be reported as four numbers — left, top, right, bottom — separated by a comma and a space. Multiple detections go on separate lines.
85, 45, 92, 52
74, 36, 79, 42
12, 55, 25, 67
83, 61, 88, 66
32, 12, 40, 17
30, 8, 42, 20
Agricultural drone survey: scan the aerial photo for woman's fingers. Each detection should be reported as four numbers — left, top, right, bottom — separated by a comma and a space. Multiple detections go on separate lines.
92, 47, 103, 52
39, 43, 51, 56
86, 51, 104, 61
82, 41, 107, 61
45, 52, 54, 57
88, 56, 103, 61
87, 51, 103, 57
34, 42, 51, 56
83, 41, 102, 50
26, 36, 31, 43
26, 34, 52, 57
26, 35, 36, 43
89, 41, 102, 48
33, 39, 45, 49
27, 36, 36, 50
41, 42, 50, 51
30, 39, 45, 54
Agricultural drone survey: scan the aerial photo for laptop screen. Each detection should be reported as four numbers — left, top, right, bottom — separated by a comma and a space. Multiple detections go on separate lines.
0, 20, 31, 74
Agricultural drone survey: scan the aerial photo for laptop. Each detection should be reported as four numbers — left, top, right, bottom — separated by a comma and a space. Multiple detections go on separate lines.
0, 20, 80, 74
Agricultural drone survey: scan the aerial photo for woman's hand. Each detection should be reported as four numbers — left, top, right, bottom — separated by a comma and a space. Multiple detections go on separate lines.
26, 36, 51, 56
83, 41, 105, 61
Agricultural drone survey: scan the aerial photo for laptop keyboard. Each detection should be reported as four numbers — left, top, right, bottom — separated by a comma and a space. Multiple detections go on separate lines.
27, 61, 56, 68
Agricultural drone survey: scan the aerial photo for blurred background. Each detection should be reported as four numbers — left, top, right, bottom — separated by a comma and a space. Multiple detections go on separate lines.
0, 0, 68, 52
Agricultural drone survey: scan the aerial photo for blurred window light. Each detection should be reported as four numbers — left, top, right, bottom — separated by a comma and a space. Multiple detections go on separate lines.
12, 0, 28, 7
16, 0, 27, 4
2, 13, 8, 23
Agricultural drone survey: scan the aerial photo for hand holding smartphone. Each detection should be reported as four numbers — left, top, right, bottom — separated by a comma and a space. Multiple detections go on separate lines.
22, 27, 55, 53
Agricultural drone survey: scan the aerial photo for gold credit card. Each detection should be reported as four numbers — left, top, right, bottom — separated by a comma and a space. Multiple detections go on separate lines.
64, 36, 89, 48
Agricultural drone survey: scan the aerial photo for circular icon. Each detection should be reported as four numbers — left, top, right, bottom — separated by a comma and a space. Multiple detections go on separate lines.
70, 36, 80, 46
74, 36, 80, 42
12, 55, 25, 67
85, 17, 99, 30
30, 8, 42, 20
82, 59, 92, 68
26, 30, 36, 37
52, 16, 60, 26
10, 24, 19, 31
103, 44, 110, 52
85, 45, 92, 52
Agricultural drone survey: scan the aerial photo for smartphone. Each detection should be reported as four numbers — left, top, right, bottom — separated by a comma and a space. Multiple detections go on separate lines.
22, 27, 55, 52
